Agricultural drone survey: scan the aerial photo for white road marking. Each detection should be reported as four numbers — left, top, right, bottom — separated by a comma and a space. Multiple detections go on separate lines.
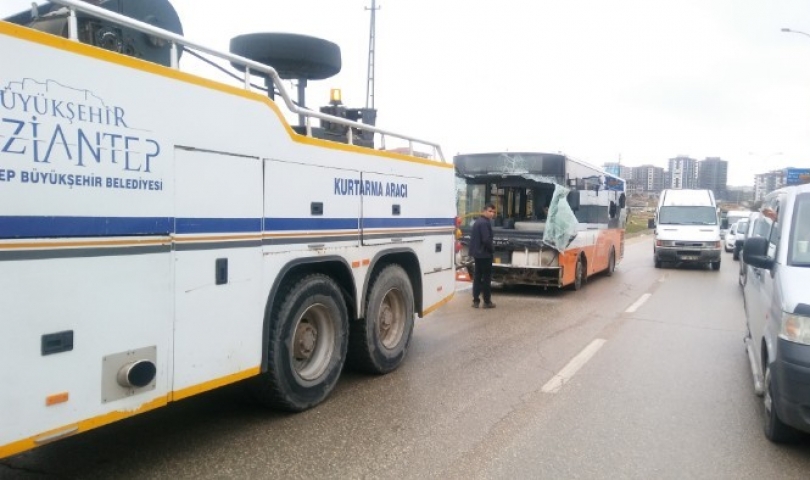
625, 293, 652, 313
541, 338, 607, 394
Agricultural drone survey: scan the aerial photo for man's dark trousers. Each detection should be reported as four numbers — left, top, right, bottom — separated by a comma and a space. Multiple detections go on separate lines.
472, 257, 493, 304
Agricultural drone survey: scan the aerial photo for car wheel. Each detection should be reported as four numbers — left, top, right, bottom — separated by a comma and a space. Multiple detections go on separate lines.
711, 261, 721, 271
763, 363, 803, 443
654, 257, 662, 269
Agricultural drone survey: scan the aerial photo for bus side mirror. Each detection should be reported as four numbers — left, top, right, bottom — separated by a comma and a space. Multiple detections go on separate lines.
567, 190, 580, 211
619, 193, 626, 209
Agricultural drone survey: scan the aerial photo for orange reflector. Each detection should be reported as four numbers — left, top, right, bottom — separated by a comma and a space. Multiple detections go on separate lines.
351, 261, 361, 268
456, 268, 471, 282
46, 392, 69, 406
362, 259, 370, 266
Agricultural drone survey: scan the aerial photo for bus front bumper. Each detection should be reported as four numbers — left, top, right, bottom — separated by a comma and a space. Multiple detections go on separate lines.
491, 264, 562, 287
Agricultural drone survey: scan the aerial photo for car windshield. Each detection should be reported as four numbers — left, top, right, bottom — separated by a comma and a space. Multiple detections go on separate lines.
659, 206, 717, 225
789, 193, 810, 267
736, 220, 748, 235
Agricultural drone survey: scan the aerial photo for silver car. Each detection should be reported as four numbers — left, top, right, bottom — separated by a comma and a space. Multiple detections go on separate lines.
743, 183, 810, 442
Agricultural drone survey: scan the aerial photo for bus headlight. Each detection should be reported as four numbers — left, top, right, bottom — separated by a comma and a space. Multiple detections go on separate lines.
780, 312, 810, 345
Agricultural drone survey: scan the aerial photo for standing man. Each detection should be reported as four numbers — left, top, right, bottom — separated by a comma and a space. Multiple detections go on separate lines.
470, 203, 496, 309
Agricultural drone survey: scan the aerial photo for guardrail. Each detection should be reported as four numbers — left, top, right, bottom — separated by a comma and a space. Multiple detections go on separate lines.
48, 0, 446, 162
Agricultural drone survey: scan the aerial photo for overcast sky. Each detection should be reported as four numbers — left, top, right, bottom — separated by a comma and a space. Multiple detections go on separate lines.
4, 0, 810, 185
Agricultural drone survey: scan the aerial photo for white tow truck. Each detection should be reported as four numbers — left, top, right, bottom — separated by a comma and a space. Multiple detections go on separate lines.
0, 0, 457, 458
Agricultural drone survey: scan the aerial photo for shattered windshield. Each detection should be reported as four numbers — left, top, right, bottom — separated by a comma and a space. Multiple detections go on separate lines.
543, 184, 579, 251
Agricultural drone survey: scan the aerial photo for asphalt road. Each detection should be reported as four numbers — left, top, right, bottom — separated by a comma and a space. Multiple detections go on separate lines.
3, 235, 810, 479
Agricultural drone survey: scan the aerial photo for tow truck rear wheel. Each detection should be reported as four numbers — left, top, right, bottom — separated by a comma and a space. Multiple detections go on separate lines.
249, 274, 348, 412
348, 264, 414, 374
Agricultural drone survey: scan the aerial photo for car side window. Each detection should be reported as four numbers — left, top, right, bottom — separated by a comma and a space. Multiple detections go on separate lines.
753, 216, 770, 239
766, 198, 783, 259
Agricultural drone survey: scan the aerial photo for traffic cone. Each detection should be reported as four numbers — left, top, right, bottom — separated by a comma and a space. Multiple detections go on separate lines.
456, 268, 471, 282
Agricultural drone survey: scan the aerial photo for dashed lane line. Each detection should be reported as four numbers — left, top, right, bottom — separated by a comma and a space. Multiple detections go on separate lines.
541, 338, 607, 394
625, 293, 652, 313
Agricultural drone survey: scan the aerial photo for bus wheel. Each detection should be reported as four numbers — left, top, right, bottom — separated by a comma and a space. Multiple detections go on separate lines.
606, 247, 616, 276
570, 257, 585, 290
250, 274, 348, 412
348, 264, 415, 374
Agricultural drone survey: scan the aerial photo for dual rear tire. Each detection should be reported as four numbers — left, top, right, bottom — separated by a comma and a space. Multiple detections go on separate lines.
249, 265, 414, 411
348, 265, 415, 374
249, 274, 348, 412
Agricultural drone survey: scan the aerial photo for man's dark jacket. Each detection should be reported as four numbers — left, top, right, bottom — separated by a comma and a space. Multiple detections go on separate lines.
469, 215, 494, 259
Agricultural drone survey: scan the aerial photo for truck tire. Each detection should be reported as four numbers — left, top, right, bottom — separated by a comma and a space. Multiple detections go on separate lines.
763, 363, 802, 443
348, 265, 414, 374
249, 274, 348, 412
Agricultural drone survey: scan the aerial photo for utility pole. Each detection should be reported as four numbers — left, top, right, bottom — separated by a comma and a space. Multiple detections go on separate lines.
365, 0, 380, 110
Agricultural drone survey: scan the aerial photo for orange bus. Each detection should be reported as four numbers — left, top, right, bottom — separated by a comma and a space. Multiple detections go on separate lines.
455, 152, 627, 290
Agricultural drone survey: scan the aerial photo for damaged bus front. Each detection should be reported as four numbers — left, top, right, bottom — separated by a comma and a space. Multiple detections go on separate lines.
455, 152, 626, 290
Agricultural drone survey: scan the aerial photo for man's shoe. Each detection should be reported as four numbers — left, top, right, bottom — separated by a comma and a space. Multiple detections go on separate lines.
483, 302, 496, 309
472, 301, 480, 308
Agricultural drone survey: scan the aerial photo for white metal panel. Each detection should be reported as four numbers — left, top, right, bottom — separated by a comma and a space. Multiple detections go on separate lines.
0, 41, 175, 225
360, 171, 424, 246
172, 149, 264, 392
264, 159, 361, 253
420, 163, 456, 272
0, 254, 173, 447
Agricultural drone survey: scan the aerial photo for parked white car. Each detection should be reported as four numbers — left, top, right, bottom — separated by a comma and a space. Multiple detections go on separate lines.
732, 218, 749, 260
724, 221, 738, 252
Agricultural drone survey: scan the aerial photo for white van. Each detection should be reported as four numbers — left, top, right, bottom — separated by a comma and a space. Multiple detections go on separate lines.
721, 209, 752, 240
653, 189, 722, 270
742, 183, 810, 442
